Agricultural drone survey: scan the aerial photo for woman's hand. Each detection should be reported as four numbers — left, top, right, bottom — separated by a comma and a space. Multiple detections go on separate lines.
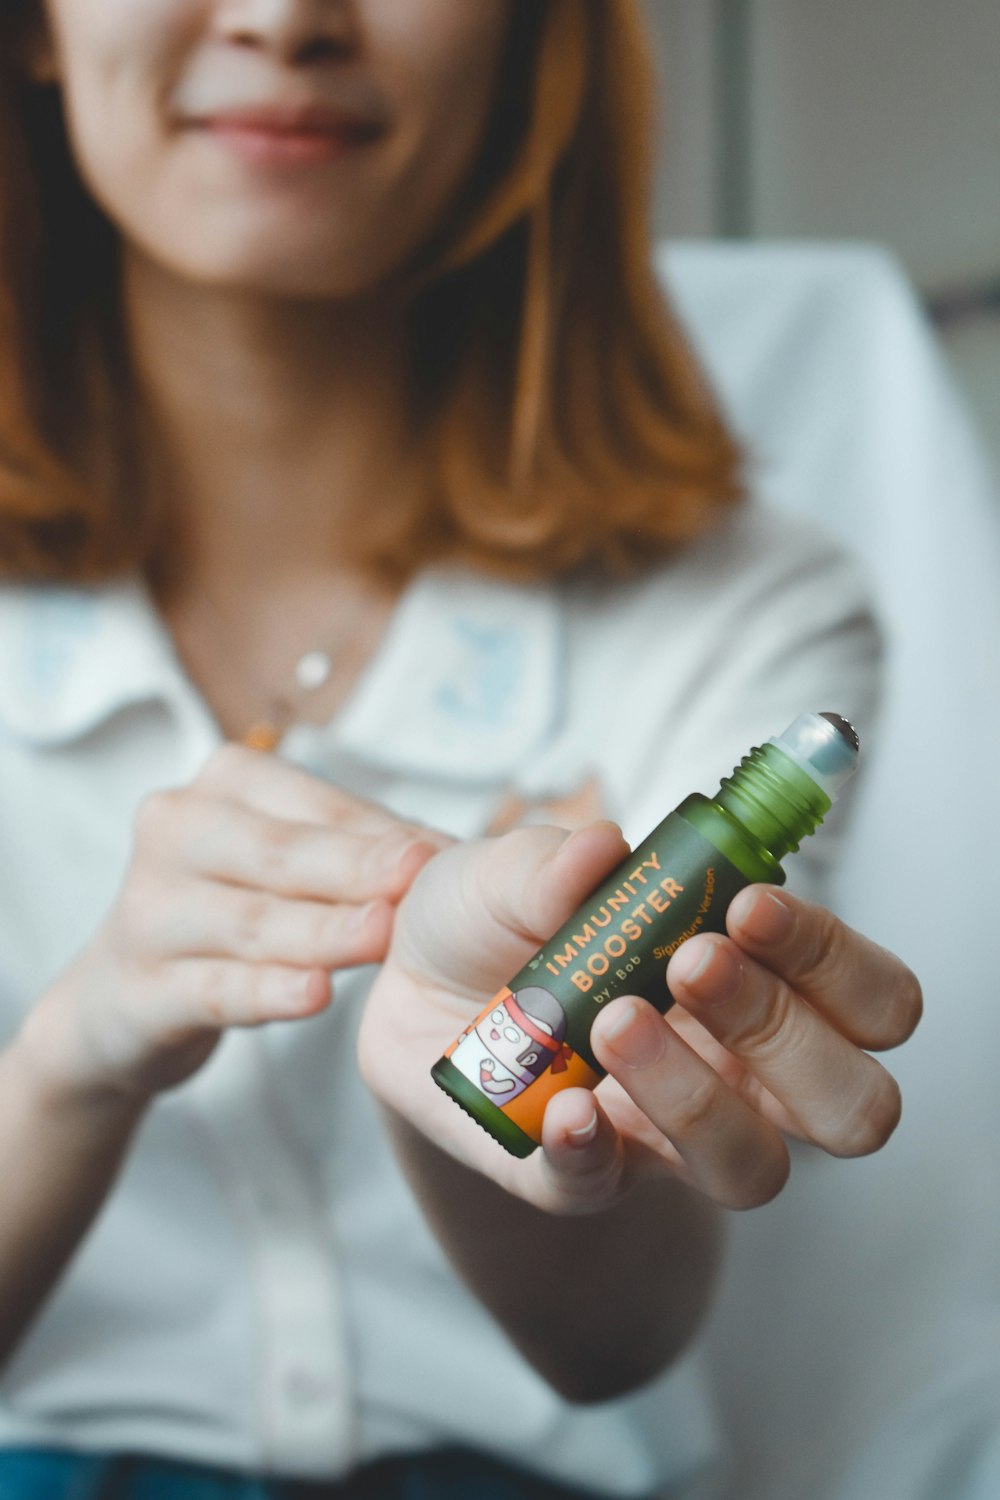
21, 744, 443, 1102
359, 821, 921, 1214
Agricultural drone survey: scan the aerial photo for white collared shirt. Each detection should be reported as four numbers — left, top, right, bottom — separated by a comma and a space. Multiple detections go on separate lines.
0, 502, 878, 1495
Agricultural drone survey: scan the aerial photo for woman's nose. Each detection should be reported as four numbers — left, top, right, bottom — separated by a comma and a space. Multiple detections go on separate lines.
213, 0, 359, 64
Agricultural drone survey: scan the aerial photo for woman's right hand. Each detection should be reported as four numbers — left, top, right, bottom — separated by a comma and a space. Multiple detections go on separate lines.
19, 744, 444, 1102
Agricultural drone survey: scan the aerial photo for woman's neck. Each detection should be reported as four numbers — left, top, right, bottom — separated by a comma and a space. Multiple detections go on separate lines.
121, 246, 415, 606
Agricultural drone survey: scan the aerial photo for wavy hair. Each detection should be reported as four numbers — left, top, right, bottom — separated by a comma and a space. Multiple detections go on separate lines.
0, 0, 742, 585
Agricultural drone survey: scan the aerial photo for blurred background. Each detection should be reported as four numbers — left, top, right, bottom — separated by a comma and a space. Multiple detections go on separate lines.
641, 0, 1000, 480
635, 10, 1000, 1497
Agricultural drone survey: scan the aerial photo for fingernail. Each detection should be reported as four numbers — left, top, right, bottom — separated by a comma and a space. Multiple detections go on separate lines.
392, 839, 438, 884
386, 840, 416, 878
279, 972, 321, 1012
671, 937, 743, 1002
731, 888, 795, 943
352, 900, 377, 930
601, 1000, 666, 1069
567, 1107, 599, 1146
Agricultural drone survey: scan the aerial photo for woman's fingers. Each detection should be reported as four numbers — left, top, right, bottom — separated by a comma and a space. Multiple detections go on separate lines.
59, 750, 453, 1099
196, 743, 388, 827
390, 821, 630, 997
479, 820, 633, 946
160, 794, 438, 904
534, 1089, 629, 1215
161, 958, 334, 1029
666, 932, 903, 1157
196, 742, 446, 848
581, 884, 918, 1196
137, 880, 395, 970
725, 886, 923, 1051
589, 1000, 791, 1209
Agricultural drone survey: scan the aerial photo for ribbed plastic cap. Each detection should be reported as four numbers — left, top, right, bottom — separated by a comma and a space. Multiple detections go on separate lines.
767, 711, 860, 800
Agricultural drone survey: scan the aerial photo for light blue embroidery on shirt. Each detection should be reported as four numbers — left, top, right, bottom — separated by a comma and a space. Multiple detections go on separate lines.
24, 592, 101, 691
434, 618, 524, 727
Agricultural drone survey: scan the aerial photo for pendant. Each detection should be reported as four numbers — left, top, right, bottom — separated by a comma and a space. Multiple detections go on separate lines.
243, 721, 284, 753
244, 693, 294, 753
242, 652, 334, 752
294, 650, 334, 692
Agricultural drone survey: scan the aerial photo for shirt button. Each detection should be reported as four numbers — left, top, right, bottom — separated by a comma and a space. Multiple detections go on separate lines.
284, 1368, 337, 1407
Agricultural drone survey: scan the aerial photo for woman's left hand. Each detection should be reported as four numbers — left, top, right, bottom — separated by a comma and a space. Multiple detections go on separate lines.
358, 821, 922, 1213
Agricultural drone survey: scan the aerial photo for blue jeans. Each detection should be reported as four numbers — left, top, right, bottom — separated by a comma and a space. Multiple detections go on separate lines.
0, 1447, 615, 1500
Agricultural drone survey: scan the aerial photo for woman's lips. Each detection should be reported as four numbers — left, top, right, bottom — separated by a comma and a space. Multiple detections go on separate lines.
196, 112, 383, 166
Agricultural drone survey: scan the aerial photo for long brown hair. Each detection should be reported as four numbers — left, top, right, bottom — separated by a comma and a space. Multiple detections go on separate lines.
0, 0, 742, 586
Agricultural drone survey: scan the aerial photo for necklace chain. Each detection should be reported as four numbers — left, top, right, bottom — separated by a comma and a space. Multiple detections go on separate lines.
169, 580, 388, 753
243, 647, 336, 751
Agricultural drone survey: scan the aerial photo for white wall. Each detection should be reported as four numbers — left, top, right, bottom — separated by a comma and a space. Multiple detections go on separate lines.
748, 0, 1000, 292
641, 0, 720, 239
639, 0, 1000, 475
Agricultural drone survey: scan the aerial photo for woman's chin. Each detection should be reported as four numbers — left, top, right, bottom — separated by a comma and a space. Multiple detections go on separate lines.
128, 237, 397, 303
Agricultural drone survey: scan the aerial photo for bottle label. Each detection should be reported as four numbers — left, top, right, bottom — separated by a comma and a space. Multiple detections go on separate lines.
439, 812, 751, 1145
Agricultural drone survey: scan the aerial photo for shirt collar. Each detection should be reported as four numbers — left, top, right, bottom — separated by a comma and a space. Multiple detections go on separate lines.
0, 575, 190, 747
288, 567, 563, 784
0, 568, 563, 780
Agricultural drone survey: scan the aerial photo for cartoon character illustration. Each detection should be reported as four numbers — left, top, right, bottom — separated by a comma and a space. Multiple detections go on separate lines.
449, 985, 572, 1104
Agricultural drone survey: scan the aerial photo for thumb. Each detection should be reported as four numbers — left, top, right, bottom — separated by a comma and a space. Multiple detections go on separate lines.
534, 1086, 628, 1214
486, 819, 631, 945
392, 821, 630, 996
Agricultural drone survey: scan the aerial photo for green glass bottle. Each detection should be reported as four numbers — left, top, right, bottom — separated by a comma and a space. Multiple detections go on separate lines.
432, 711, 860, 1158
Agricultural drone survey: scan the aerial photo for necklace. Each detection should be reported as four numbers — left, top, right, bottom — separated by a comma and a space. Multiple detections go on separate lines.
242, 648, 336, 751
163, 570, 396, 752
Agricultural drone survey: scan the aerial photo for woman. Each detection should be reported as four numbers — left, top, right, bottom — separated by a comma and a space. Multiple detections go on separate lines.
0, 2, 921, 1497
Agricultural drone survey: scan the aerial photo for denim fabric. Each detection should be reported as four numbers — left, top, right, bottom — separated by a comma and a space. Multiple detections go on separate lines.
0, 1447, 616, 1500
